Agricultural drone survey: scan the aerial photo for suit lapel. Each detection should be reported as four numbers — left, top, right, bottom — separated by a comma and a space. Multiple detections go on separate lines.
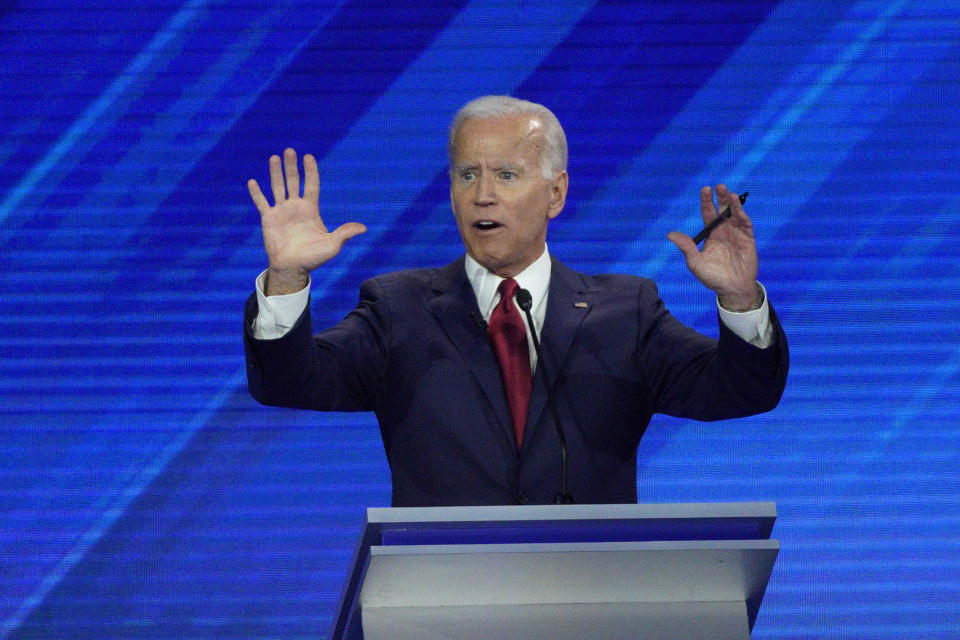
523, 258, 593, 451
429, 258, 516, 450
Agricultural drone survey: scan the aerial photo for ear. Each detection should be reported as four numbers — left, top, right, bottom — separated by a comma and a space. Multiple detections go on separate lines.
547, 170, 568, 220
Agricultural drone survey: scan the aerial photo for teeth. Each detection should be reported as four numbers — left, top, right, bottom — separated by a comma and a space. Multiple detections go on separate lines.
475, 221, 499, 229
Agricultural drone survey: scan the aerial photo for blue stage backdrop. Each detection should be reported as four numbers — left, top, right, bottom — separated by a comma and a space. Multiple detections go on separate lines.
2, 1, 958, 638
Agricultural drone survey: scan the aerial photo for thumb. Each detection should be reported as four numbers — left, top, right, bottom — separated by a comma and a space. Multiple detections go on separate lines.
330, 222, 367, 247
667, 231, 699, 262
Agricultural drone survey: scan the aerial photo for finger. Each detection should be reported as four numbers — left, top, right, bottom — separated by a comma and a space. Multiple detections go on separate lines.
303, 153, 320, 204
247, 179, 270, 214
283, 148, 300, 200
268, 154, 285, 202
712, 184, 752, 233
714, 183, 732, 217
715, 185, 753, 232
699, 185, 716, 224
727, 189, 750, 225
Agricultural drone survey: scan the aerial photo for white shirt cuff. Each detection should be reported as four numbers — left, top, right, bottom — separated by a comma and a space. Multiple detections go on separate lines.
716, 282, 773, 348
252, 270, 310, 340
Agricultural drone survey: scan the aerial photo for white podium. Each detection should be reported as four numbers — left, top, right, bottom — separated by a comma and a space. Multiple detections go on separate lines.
329, 503, 778, 640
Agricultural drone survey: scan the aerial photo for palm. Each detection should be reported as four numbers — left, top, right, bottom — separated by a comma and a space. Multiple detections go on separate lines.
247, 148, 365, 292
259, 188, 335, 272
688, 209, 755, 290
667, 185, 759, 311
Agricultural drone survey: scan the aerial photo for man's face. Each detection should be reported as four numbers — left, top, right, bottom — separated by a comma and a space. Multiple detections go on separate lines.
450, 114, 568, 278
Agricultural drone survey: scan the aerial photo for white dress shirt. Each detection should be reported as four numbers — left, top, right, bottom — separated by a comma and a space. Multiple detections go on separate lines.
252, 248, 773, 350
464, 248, 552, 374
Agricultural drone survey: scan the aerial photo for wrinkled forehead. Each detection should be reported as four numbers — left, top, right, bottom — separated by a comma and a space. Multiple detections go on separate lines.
452, 114, 547, 161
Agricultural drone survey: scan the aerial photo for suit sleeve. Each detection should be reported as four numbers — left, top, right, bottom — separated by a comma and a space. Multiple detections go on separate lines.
637, 279, 788, 421
243, 278, 391, 412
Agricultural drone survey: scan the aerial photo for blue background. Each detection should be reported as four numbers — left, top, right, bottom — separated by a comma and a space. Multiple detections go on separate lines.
2, 1, 959, 638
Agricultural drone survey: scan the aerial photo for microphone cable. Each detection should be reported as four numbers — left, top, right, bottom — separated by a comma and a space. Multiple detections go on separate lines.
516, 288, 574, 504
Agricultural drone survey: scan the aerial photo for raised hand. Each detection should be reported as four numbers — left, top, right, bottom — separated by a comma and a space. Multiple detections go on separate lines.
667, 184, 761, 312
247, 148, 366, 295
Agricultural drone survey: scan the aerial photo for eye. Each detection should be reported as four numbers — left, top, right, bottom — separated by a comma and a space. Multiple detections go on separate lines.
499, 171, 516, 181
460, 171, 476, 182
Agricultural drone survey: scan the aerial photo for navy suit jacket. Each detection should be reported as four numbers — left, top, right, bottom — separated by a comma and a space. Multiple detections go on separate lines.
244, 256, 788, 507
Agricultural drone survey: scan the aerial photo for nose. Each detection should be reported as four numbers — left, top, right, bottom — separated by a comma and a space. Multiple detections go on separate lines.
475, 172, 496, 206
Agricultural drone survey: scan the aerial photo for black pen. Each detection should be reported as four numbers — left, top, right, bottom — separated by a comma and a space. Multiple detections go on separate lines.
692, 192, 749, 245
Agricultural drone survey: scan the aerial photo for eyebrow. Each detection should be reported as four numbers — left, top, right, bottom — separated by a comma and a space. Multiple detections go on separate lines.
453, 162, 523, 172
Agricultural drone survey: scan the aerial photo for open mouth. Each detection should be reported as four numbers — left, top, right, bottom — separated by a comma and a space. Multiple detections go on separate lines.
473, 221, 502, 230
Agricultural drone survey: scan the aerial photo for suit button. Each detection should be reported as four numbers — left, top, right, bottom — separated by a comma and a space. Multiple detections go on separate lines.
515, 491, 529, 505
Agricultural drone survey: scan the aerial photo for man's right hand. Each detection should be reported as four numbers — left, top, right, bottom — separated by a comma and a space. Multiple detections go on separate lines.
247, 148, 366, 295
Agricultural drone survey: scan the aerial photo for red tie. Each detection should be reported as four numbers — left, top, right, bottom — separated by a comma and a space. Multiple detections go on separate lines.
487, 278, 532, 449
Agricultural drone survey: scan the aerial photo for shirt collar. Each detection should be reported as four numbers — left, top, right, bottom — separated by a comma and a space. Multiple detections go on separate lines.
465, 246, 552, 322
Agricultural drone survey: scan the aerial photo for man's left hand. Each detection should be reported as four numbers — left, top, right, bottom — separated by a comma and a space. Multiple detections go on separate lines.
667, 184, 761, 312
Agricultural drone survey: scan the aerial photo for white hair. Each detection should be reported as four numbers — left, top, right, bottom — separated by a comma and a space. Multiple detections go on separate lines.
448, 95, 568, 179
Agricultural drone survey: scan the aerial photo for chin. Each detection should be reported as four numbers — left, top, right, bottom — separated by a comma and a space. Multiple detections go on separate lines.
471, 254, 503, 274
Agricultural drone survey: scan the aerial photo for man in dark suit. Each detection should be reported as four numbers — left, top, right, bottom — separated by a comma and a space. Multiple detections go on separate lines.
243, 96, 788, 507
